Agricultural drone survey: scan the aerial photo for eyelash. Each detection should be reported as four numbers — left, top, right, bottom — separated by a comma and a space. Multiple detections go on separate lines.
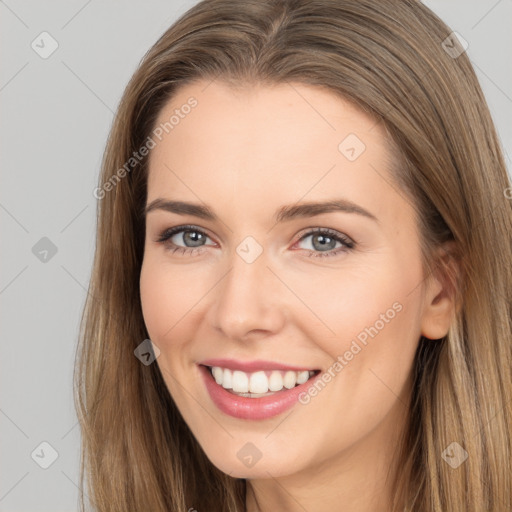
155, 224, 355, 258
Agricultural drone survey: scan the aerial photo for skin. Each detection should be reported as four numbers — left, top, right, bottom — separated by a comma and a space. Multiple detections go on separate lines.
139, 79, 456, 511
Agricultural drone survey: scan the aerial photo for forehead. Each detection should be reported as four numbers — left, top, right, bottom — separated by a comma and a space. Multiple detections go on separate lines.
146, 79, 401, 224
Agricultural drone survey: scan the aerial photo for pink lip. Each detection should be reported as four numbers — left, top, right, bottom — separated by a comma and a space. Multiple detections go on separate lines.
199, 358, 316, 372
198, 364, 321, 420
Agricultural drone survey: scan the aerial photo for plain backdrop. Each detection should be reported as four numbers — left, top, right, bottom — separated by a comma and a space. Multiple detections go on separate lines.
1, 0, 511, 510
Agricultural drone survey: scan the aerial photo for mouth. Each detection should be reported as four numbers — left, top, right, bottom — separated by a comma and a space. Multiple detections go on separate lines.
198, 362, 322, 420
203, 365, 320, 398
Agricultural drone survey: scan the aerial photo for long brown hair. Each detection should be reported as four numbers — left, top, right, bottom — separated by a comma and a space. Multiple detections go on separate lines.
74, 0, 512, 510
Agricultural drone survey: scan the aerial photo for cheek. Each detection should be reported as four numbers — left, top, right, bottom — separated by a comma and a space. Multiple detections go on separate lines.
292, 261, 411, 345
320, 284, 421, 417
139, 260, 199, 399
294, 254, 423, 399
140, 263, 186, 353
140, 262, 168, 339
139, 256, 207, 342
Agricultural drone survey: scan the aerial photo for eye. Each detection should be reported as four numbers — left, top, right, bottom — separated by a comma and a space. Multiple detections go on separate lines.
293, 228, 355, 258
155, 224, 215, 256
155, 225, 355, 258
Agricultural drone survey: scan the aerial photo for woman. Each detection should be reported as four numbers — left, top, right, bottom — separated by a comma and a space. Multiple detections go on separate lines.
75, 0, 512, 510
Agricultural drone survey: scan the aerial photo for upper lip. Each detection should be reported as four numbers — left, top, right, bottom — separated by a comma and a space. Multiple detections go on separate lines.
199, 358, 318, 372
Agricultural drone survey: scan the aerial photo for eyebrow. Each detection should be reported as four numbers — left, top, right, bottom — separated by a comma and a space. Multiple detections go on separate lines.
144, 198, 378, 224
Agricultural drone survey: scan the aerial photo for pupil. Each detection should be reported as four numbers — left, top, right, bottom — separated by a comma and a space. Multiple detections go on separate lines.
313, 234, 334, 251
185, 231, 204, 247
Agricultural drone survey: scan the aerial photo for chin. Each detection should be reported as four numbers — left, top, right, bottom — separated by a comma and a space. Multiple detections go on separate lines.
204, 445, 300, 479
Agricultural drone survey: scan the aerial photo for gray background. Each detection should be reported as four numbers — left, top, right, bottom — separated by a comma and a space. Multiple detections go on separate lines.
1, 1, 511, 510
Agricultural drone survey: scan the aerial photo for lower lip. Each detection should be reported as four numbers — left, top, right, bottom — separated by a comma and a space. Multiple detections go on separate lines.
198, 364, 319, 420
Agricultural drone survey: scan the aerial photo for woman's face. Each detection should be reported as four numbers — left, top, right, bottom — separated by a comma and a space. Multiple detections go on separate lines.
139, 80, 447, 482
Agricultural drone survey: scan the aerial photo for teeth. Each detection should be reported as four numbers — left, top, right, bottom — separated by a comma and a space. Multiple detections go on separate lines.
297, 370, 309, 384
249, 371, 268, 393
268, 371, 283, 392
283, 370, 297, 389
209, 366, 316, 395
232, 370, 249, 392
222, 368, 232, 390
212, 366, 223, 384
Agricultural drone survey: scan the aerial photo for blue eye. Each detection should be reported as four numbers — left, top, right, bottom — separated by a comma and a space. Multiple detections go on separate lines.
156, 224, 214, 256
294, 227, 354, 258
155, 225, 355, 258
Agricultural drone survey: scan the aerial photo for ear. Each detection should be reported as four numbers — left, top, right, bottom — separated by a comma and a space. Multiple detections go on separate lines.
420, 241, 460, 340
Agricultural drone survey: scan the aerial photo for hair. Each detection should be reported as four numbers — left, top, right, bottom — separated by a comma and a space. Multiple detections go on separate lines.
74, 0, 512, 510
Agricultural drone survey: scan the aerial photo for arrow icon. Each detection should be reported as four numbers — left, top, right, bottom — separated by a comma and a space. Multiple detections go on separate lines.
236, 236, 263, 263
31, 441, 59, 469
338, 133, 365, 161
134, 339, 160, 365
441, 31, 467, 59
236, 441, 263, 467
31, 31, 59, 59
32, 237, 58, 262
441, 441, 468, 468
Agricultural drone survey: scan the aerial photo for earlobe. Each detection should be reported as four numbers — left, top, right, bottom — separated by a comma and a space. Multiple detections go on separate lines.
420, 242, 460, 340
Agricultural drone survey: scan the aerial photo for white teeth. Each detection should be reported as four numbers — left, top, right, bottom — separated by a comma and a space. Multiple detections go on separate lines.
249, 371, 268, 393
297, 370, 309, 384
222, 368, 233, 389
283, 370, 297, 389
212, 366, 223, 384
209, 366, 316, 395
232, 370, 249, 393
268, 371, 283, 392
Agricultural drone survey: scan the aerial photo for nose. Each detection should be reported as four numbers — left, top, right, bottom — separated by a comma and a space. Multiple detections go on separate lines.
208, 244, 286, 343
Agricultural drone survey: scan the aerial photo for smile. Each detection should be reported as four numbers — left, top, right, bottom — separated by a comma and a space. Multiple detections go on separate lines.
198, 361, 321, 420
208, 366, 317, 397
